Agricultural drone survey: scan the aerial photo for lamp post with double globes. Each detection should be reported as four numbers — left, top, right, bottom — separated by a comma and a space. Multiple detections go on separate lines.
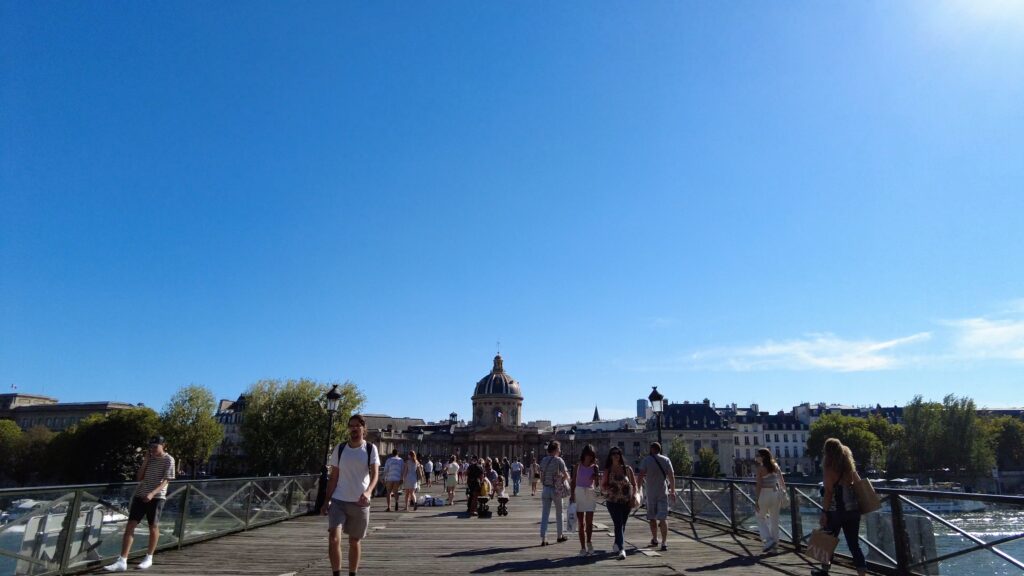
313, 384, 343, 514
648, 386, 664, 446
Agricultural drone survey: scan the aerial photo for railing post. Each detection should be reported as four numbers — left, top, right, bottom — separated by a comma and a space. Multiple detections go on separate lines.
689, 478, 696, 522
243, 481, 254, 529
176, 483, 192, 549
729, 482, 738, 531
890, 494, 913, 576
57, 488, 84, 574
789, 484, 803, 551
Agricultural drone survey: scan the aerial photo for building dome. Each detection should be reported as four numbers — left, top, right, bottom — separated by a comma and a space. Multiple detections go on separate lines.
473, 354, 522, 397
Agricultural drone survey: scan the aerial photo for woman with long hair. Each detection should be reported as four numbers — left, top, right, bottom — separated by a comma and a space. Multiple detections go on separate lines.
754, 448, 786, 554
530, 457, 541, 496
445, 455, 460, 505
601, 446, 637, 560
539, 441, 570, 546
401, 450, 421, 512
814, 438, 867, 576
570, 444, 599, 556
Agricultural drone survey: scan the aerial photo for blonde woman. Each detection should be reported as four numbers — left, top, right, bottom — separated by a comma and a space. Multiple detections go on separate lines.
814, 438, 866, 576
754, 448, 786, 554
401, 450, 421, 512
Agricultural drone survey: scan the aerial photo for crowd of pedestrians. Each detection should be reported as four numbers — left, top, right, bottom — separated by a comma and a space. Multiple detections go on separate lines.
104, 421, 874, 574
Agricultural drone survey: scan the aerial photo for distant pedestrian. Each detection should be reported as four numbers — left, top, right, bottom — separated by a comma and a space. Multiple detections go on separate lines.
602, 446, 637, 560
460, 460, 469, 484
321, 414, 380, 576
467, 457, 485, 515
570, 444, 599, 556
754, 448, 786, 554
501, 457, 511, 487
445, 456, 460, 505
510, 458, 523, 496
637, 442, 675, 551
423, 458, 434, 487
530, 457, 541, 496
485, 459, 499, 487
104, 435, 175, 572
402, 450, 421, 511
382, 449, 404, 512
814, 438, 867, 576
539, 441, 569, 546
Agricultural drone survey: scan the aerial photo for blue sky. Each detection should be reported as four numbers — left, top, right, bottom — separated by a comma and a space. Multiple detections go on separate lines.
3, 2, 1023, 424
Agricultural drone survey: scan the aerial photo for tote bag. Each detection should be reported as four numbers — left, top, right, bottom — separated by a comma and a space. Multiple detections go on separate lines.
854, 478, 882, 514
807, 529, 839, 564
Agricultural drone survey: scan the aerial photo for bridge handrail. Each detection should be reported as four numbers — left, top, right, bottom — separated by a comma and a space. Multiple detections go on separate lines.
0, 474, 319, 576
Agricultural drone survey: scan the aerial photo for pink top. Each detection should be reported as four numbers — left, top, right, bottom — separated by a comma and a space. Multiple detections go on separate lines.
576, 464, 597, 488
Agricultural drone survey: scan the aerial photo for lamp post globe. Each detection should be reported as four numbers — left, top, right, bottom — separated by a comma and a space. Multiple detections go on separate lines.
568, 426, 577, 465
648, 386, 664, 446
313, 384, 343, 514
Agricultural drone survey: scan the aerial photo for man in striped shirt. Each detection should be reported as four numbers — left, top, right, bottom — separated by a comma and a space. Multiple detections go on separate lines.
105, 435, 176, 571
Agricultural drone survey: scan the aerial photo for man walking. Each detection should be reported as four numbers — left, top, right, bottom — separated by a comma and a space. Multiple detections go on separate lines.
466, 456, 485, 515
104, 436, 175, 571
637, 442, 676, 551
322, 414, 379, 576
382, 448, 404, 511
423, 457, 434, 487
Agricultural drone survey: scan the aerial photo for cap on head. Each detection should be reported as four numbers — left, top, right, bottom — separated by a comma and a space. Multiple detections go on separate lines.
149, 435, 165, 446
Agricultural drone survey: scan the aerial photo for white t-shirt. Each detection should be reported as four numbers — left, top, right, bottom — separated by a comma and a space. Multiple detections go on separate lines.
424, 460, 434, 474
330, 440, 380, 503
511, 462, 523, 474
447, 462, 460, 476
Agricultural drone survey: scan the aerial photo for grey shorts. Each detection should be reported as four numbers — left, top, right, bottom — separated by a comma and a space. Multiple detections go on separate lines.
327, 499, 370, 540
646, 495, 670, 521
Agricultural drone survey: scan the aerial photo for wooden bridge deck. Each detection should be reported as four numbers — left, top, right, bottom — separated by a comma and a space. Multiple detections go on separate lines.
94, 485, 862, 575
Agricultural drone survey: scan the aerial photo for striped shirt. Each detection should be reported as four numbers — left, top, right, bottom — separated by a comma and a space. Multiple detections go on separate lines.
134, 453, 176, 500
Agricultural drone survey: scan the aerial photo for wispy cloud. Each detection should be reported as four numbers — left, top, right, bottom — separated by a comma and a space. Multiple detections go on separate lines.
945, 316, 1024, 361
712, 332, 932, 372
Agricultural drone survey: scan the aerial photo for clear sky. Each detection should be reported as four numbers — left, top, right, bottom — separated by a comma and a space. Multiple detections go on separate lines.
3, 2, 1023, 425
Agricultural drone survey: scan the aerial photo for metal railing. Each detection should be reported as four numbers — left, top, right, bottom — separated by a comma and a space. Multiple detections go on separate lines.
667, 476, 1024, 575
0, 474, 318, 576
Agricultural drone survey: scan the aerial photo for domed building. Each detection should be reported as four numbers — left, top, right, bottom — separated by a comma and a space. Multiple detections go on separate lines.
471, 354, 523, 428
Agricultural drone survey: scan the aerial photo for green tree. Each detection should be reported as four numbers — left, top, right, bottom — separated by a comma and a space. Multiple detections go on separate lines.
49, 408, 161, 483
667, 436, 693, 476
0, 420, 24, 484
160, 384, 224, 478
10, 426, 55, 485
865, 414, 905, 473
807, 414, 883, 471
902, 396, 944, 472
941, 395, 993, 475
696, 447, 721, 478
240, 379, 364, 475
984, 416, 1024, 470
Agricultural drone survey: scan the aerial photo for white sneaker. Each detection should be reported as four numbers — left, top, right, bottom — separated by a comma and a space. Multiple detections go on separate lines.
579, 548, 589, 557
617, 549, 627, 560
137, 555, 153, 570
104, 558, 127, 572
587, 542, 594, 554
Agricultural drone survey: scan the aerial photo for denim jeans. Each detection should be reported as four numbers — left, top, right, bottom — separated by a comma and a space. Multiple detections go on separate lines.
606, 501, 631, 550
540, 485, 563, 539
826, 510, 865, 569
511, 473, 521, 495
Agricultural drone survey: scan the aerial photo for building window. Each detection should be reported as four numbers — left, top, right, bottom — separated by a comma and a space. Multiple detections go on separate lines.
775, 447, 781, 458
744, 436, 750, 445
734, 436, 739, 445
735, 449, 740, 458
774, 434, 779, 442
783, 434, 788, 443
784, 447, 790, 458
746, 448, 751, 459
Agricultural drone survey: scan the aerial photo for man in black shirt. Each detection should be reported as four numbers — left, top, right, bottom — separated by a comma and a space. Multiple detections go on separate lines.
466, 456, 485, 515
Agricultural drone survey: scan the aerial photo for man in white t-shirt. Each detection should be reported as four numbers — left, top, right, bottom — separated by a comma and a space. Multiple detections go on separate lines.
423, 458, 434, 487
322, 414, 379, 576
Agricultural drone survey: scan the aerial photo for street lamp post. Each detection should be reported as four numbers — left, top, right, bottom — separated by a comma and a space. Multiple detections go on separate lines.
313, 384, 343, 514
415, 430, 424, 458
648, 386, 664, 446
568, 426, 577, 466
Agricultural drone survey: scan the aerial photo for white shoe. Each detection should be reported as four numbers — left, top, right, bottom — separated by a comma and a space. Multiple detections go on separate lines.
104, 558, 127, 572
138, 556, 153, 570
579, 548, 589, 557
587, 542, 594, 554
617, 549, 627, 560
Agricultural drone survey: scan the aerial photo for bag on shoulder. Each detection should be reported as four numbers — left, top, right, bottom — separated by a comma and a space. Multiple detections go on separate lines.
631, 485, 644, 510
854, 478, 881, 514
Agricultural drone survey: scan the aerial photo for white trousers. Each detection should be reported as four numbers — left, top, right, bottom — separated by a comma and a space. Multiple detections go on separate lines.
756, 488, 782, 545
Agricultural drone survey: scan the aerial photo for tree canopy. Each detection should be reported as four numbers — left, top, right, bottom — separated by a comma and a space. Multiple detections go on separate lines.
160, 384, 224, 478
240, 379, 364, 475
667, 436, 693, 476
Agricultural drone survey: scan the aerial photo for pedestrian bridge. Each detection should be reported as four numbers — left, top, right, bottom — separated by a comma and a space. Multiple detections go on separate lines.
4, 475, 1022, 575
